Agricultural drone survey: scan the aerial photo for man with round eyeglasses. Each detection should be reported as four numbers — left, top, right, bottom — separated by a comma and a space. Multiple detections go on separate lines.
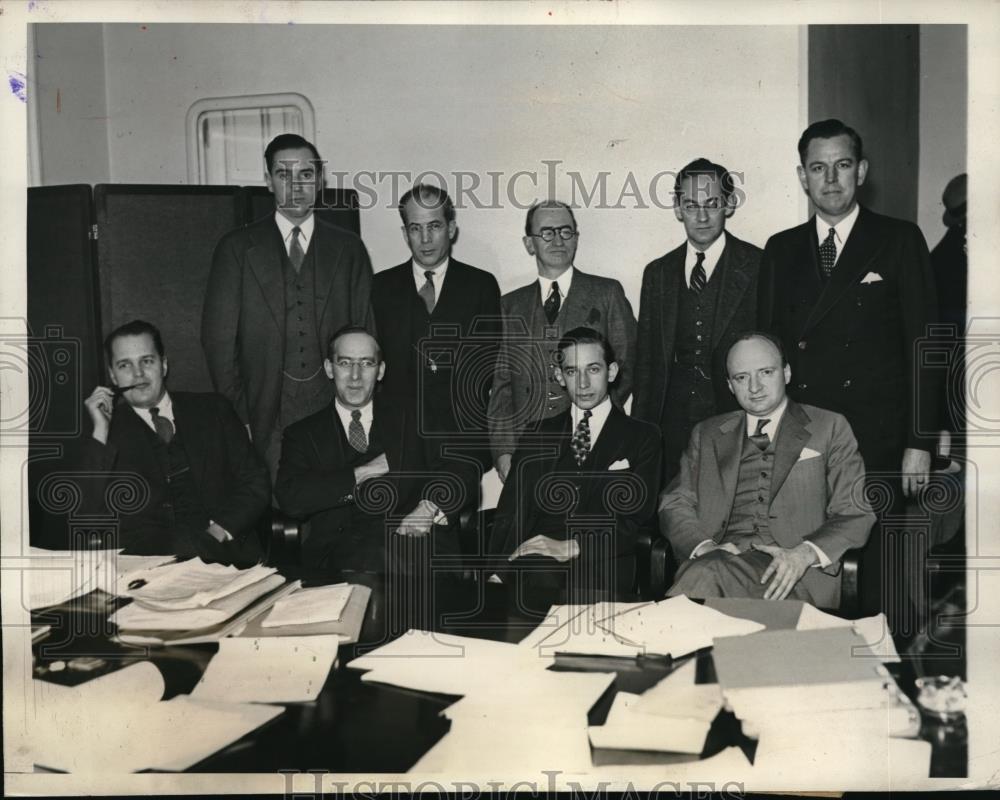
487, 200, 637, 483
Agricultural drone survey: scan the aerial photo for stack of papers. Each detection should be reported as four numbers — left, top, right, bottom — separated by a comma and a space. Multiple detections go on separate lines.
262, 583, 352, 628
796, 604, 902, 663
518, 603, 650, 659
29, 662, 282, 772
596, 595, 766, 658
192, 636, 339, 703
110, 559, 289, 643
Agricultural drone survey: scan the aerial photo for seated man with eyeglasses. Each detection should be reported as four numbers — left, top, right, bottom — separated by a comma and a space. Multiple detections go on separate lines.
488, 200, 637, 484
275, 326, 478, 576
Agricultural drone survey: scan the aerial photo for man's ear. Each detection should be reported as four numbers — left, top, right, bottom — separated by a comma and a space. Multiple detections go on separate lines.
264, 166, 274, 193
607, 361, 620, 383
323, 358, 335, 380
523, 235, 536, 257
554, 367, 566, 388
727, 378, 735, 396
783, 363, 791, 385
377, 361, 386, 382
447, 220, 457, 241
107, 365, 118, 387
162, 358, 168, 379
857, 158, 869, 186
796, 164, 808, 194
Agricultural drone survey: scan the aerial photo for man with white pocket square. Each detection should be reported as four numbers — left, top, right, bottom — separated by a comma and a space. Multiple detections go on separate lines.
757, 119, 939, 619
662, 333, 874, 609
488, 327, 662, 597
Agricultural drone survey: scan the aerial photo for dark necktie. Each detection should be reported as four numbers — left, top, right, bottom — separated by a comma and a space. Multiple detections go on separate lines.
418, 270, 436, 314
690, 250, 707, 293
570, 409, 592, 466
543, 282, 562, 324
149, 406, 174, 445
819, 227, 837, 278
348, 409, 367, 452
289, 226, 305, 272
750, 417, 771, 452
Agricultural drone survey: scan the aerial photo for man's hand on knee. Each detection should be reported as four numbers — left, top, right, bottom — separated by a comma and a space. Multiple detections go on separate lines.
753, 542, 816, 600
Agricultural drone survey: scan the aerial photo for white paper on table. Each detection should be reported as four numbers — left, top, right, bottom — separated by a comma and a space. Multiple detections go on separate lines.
598, 595, 765, 658
532, 604, 651, 658
32, 661, 164, 713
124, 559, 277, 610
261, 583, 352, 628
584, 744, 754, 783
633, 671, 723, 721
588, 691, 712, 754
442, 670, 614, 724
102, 554, 177, 595
191, 635, 339, 703
23, 547, 121, 609
796, 605, 901, 663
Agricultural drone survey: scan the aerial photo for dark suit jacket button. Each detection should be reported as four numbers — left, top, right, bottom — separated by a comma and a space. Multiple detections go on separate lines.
843, 379, 852, 388
798, 341, 807, 350
798, 382, 807, 390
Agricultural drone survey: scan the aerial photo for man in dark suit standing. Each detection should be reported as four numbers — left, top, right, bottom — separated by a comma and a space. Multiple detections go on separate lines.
758, 119, 939, 619
202, 134, 375, 479
489, 327, 661, 600
662, 333, 873, 609
488, 201, 637, 482
633, 158, 761, 481
372, 184, 501, 472
82, 320, 269, 565
275, 327, 477, 575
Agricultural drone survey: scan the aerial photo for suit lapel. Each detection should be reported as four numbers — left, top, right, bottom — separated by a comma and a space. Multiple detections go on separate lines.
248, 221, 286, 329
712, 413, 744, 516
801, 207, 883, 335
769, 401, 812, 498
312, 221, 338, 323
660, 252, 684, 368
711, 234, 751, 348
587, 405, 625, 468
113, 403, 166, 483
171, 393, 208, 487
432, 261, 465, 319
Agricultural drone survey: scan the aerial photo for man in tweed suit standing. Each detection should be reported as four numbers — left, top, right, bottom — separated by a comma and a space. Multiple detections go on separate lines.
488, 200, 637, 482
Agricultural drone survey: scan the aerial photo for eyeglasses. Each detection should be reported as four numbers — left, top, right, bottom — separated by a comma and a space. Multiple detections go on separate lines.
529, 226, 578, 242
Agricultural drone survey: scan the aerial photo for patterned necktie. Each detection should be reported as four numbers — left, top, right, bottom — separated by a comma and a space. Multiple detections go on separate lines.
348, 409, 367, 452
149, 406, 174, 445
543, 282, 562, 324
289, 226, 305, 272
690, 250, 707, 293
819, 227, 837, 278
750, 417, 771, 452
418, 270, 436, 314
570, 409, 592, 466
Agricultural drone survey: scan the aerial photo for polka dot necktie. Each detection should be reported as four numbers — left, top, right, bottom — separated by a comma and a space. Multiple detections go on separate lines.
571, 409, 592, 466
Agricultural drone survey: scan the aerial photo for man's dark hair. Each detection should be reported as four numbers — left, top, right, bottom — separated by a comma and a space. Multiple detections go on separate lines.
104, 319, 165, 364
797, 119, 864, 164
399, 184, 456, 225
556, 326, 616, 367
524, 200, 578, 237
674, 157, 736, 202
264, 133, 322, 174
727, 330, 788, 369
326, 324, 382, 362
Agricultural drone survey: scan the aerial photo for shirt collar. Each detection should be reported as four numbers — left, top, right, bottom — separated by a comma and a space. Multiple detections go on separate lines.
684, 233, 727, 286
412, 257, 450, 288
538, 266, 574, 305
132, 390, 173, 431
814, 203, 860, 249
745, 396, 788, 440
274, 212, 315, 246
334, 398, 373, 432
572, 395, 612, 445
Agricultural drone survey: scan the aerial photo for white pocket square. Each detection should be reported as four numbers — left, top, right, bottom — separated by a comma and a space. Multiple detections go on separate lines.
608, 458, 631, 471
798, 447, 822, 461
860, 272, 883, 284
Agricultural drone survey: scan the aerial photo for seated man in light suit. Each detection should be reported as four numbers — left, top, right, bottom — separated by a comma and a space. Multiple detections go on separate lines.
81, 320, 269, 565
662, 332, 874, 608
489, 327, 661, 599
275, 326, 478, 576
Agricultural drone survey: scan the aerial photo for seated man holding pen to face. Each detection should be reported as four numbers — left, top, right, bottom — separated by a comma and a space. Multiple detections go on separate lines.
81, 320, 269, 565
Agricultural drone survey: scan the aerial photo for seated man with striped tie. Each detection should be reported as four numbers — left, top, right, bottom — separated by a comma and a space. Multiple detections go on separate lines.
275, 326, 477, 576
661, 332, 874, 608
488, 327, 661, 600
81, 319, 269, 564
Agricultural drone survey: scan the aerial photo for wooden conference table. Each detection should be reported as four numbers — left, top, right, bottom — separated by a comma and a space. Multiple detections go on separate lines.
30, 568, 966, 778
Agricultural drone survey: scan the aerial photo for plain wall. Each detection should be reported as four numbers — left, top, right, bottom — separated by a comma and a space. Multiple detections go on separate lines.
31, 23, 111, 185
918, 25, 967, 250
85, 23, 804, 306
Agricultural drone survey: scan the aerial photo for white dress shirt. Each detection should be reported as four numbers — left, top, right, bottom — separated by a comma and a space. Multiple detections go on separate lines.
412, 257, 450, 292
814, 203, 860, 267
133, 390, 174, 433
537, 266, 574, 307
683, 233, 726, 288
274, 212, 315, 257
